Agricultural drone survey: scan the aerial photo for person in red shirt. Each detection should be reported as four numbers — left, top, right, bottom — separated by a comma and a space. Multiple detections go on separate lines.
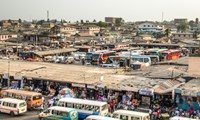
189, 108, 194, 117
157, 108, 161, 119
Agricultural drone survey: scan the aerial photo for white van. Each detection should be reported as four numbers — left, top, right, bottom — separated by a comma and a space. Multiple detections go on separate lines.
0, 98, 27, 116
112, 110, 150, 120
85, 115, 120, 120
170, 116, 199, 120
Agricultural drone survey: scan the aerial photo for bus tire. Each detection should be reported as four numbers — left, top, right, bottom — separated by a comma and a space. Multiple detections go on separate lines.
10, 111, 15, 116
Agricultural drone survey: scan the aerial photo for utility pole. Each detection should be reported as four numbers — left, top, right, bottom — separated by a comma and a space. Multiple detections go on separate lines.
7, 60, 10, 88
129, 49, 132, 67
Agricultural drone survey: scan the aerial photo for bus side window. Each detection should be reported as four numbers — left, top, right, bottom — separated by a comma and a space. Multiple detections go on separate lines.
52, 110, 58, 115
3, 102, 8, 106
120, 115, 128, 120
9, 103, 17, 108
60, 111, 68, 117
94, 106, 100, 112
89, 105, 94, 111
81, 104, 85, 110
131, 116, 140, 120
67, 103, 73, 108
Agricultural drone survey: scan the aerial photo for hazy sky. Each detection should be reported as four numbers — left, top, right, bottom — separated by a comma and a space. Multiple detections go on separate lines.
1, 0, 200, 22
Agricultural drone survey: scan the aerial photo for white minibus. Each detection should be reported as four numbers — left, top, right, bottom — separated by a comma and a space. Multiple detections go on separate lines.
112, 110, 150, 120
85, 115, 120, 120
0, 98, 27, 116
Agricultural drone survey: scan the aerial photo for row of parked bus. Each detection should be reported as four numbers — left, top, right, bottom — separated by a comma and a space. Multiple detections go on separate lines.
85, 48, 183, 66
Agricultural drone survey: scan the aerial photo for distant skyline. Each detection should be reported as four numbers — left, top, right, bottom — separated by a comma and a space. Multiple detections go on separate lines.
1, 0, 200, 22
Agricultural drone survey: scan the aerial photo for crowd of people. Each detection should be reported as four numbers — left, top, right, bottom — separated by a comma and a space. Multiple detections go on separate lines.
6, 81, 200, 120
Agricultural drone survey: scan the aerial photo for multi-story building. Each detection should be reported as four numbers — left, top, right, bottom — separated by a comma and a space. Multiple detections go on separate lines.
174, 18, 188, 25
42, 22, 55, 28
137, 22, 164, 33
52, 25, 77, 36
77, 25, 100, 36
105, 17, 123, 24
172, 32, 193, 40
0, 33, 18, 41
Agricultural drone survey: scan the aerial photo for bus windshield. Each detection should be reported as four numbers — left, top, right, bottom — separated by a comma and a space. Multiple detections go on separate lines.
19, 102, 26, 107
149, 52, 157, 55
33, 95, 42, 100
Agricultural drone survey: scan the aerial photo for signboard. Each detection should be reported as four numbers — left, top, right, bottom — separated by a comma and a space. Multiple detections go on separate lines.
14, 76, 22, 80
87, 84, 95, 89
72, 83, 85, 88
139, 89, 154, 96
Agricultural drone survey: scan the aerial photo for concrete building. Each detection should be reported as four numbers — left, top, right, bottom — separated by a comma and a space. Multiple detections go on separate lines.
77, 25, 100, 37
52, 25, 77, 36
105, 17, 123, 24
0, 33, 18, 41
137, 22, 164, 33
172, 32, 193, 40
42, 22, 55, 28
174, 18, 188, 25
0, 20, 12, 28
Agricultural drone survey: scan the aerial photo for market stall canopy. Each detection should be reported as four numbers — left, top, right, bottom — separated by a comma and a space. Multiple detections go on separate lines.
153, 79, 184, 94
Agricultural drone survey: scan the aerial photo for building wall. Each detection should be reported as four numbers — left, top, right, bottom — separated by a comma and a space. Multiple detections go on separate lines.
189, 57, 200, 77
105, 17, 122, 24
174, 19, 188, 25
0, 34, 9, 41
138, 22, 163, 32
173, 33, 193, 40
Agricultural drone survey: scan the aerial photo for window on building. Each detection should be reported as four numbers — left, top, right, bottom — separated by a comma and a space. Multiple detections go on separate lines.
144, 25, 146, 27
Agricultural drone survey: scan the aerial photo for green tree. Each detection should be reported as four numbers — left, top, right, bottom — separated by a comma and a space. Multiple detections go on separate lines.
80, 20, 84, 24
193, 31, 199, 39
153, 32, 165, 39
115, 19, 122, 27
165, 29, 171, 37
97, 21, 108, 27
18, 18, 22, 23
93, 19, 97, 23
177, 23, 189, 32
36, 20, 45, 25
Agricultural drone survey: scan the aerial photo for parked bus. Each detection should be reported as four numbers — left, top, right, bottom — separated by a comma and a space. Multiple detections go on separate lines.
148, 49, 168, 59
0, 98, 27, 116
85, 115, 120, 120
39, 106, 78, 120
91, 50, 116, 65
161, 49, 181, 61
58, 98, 108, 119
1, 89, 42, 109
112, 110, 150, 120
85, 52, 95, 64
107, 55, 152, 67
142, 55, 160, 64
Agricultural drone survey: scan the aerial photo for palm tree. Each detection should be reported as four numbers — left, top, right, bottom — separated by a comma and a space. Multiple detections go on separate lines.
165, 29, 171, 37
